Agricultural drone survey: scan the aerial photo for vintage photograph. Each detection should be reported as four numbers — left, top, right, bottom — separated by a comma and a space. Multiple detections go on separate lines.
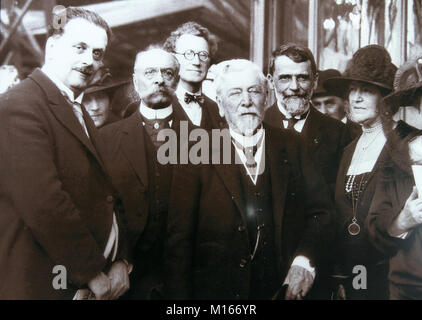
0, 0, 421, 303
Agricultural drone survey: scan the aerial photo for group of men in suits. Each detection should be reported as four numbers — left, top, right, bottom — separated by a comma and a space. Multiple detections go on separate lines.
0, 7, 354, 300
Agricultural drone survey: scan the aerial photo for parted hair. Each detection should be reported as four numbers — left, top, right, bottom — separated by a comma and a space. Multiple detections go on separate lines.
268, 43, 317, 78
47, 6, 112, 46
164, 21, 218, 59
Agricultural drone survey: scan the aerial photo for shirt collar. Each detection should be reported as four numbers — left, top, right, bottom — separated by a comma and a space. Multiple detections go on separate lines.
230, 125, 264, 148
276, 100, 310, 120
176, 83, 202, 102
41, 65, 84, 104
139, 101, 173, 120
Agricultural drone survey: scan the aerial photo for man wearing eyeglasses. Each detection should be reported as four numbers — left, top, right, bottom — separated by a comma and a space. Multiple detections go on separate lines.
100, 47, 188, 299
164, 21, 223, 129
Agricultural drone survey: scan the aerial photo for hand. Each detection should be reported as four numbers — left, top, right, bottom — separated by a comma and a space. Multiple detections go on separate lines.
284, 265, 314, 300
390, 187, 422, 236
107, 260, 130, 300
87, 272, 111, 300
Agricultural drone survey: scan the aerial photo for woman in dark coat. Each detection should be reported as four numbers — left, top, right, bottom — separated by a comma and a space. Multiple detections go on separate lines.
367, 56, 422, 300
324, 45, 399, 299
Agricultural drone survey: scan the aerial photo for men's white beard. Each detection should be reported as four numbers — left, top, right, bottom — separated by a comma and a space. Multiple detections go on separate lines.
284, 97, 309, 117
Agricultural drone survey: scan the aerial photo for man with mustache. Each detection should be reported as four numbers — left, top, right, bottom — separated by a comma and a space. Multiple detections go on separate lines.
164, 21, 223, 130
165, 59, 334, 300
0, 7, 130, 299
265, 43, 352, 198
100, 48, 187, 299
264, 43, 352, 299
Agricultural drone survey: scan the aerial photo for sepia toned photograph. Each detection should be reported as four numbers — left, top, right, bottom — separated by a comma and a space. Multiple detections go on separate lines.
0, 0, 421, 306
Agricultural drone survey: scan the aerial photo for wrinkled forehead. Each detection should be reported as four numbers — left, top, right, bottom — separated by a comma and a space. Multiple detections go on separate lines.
274, 55, 312, 75
134, 49, 178, 71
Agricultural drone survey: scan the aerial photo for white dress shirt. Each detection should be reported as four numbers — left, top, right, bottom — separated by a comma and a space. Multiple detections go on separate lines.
176, 84, 202, 126
277, 101, 310, 133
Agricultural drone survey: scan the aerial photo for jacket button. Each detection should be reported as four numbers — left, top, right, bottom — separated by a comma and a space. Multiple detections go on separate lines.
106, 195, 113, 203
235, 294, 240, 299
238, 225, 246, 232
239, 258, 247, 268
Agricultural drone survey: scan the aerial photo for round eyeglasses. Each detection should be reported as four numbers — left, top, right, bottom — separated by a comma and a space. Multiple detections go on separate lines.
175, 50, 210, 62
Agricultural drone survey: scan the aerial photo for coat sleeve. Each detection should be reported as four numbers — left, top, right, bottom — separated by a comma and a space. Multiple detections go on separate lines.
366, 165, 413, 256
0, 91, 107, 286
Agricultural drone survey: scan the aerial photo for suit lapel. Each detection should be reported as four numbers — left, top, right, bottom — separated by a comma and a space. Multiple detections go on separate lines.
265, 127, 290, 245
302, 106, 324, 152
213, 145, 246, 224
120, 112, 149, 188
29, 69, 105, 168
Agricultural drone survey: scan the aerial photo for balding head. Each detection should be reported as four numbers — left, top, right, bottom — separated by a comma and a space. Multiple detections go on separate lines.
133, 48, 180, 109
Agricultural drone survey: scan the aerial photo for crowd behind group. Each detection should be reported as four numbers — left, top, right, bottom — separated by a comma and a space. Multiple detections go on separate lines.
0, 6, 422, 300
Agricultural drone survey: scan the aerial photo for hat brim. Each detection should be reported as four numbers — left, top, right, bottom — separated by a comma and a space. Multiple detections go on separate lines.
383, 82, 422, 114
323, 77, 393, 99
85, 80, 130, 95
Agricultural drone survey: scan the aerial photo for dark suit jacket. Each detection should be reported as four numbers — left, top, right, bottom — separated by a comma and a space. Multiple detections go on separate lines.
99, 101, 188, 249
164, 124, 334, 299
264, 104, 352, 198
0, 69, 125, 299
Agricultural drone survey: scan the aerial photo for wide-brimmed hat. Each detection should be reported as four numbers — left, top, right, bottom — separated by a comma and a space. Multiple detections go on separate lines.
324, 45, 397, 98
313, 69, 342, 98
383, 56, 422, 114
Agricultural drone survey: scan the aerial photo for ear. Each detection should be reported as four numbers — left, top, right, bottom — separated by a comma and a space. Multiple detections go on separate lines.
313, 73, 319, 90
267, 74, 275, 90
216, 95, 225, 118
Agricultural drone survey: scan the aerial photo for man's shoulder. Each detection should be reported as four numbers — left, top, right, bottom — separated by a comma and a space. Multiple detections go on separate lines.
99, 113, 136, 139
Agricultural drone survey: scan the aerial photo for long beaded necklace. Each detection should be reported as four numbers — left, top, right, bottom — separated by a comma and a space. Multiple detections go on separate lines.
346, 122, 383, 236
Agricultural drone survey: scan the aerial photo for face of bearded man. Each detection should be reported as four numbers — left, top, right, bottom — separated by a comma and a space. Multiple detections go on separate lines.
268, 55, 317, 117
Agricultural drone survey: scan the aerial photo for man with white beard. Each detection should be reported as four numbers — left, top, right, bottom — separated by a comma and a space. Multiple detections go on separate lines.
264, 43, 351, 299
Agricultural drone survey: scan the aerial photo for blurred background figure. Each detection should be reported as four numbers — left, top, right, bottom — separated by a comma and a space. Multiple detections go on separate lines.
83, 67, 129, 128
312, 69, 346, 121
0, 65, 20, 94
84, 78, 128, 128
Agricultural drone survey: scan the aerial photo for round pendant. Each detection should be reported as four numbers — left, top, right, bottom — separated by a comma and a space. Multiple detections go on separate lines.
153, 122, 159, 129
348, 221, 361, 236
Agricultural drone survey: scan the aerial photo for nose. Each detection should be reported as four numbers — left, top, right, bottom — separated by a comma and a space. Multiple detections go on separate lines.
240, 91, 253, 107
154, 71, 164, 84
288, 76, 299, 91
350, 89, 363, 102
81, 50, 94, 65
192, 53, 201, 65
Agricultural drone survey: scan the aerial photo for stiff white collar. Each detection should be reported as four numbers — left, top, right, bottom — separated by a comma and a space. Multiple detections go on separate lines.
230, 126, 264, 148
139, 101, 173, 120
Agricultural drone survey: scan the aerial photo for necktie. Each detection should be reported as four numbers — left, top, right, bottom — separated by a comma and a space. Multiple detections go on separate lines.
280, 110, 309, 130
184, 92, 204, 104
62, 92, 90, 138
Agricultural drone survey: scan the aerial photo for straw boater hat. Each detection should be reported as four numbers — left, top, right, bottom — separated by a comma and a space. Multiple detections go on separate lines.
323, 45, 397, 99
383, 56, 422, 115
312, 69, 342, 98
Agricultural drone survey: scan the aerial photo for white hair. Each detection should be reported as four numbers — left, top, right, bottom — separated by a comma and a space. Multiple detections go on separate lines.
214, 59, 268, 98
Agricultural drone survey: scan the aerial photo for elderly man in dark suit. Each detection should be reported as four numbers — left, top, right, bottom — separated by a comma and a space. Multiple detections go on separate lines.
265, 44, 352, 198
0, 7, 130, 299
165, 59, 334, 300
164, 21, 223, 130
100, 48, 187, 299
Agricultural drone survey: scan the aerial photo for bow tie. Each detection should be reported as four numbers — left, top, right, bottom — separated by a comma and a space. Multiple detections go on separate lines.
280, 110, 309, 129
184, 92, 204, 104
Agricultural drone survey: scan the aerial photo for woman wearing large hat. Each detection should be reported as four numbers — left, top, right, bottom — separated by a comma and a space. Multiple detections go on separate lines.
324, 45, 398, 299
367, 56, 422, 299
